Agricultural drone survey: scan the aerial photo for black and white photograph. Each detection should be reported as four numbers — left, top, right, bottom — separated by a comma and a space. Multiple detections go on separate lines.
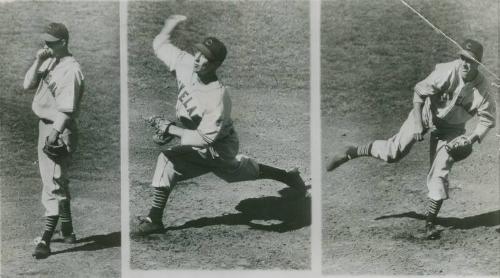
127, 0, 311, 271
322, 0, 499, 275
0, 1, 121, 277
2, 0, 499, 277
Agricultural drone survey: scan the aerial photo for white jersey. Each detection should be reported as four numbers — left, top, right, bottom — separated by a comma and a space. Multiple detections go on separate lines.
154, 38, 237, 159
413, 59, 495, 140
32, 56, 84, 127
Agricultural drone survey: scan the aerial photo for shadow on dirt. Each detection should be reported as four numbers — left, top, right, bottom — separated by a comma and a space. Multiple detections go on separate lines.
375, 210, 500, 229
51, 231, 121, 255
166, 188, 311, 233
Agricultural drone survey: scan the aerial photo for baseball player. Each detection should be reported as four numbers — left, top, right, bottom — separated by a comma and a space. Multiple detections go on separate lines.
327, 39, 496, 240
23, 23, 84, 259
134, 15, 309, 236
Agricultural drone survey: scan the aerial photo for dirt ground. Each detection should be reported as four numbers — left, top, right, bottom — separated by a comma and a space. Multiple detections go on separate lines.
128, 0, 311, 270
321, 0, 499, 275
0, 2, 121, 277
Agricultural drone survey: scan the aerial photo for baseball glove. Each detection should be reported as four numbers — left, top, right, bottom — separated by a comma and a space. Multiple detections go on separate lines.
43, 137, 69, 162
445, 135, 473, 162
144, 115, 176, 145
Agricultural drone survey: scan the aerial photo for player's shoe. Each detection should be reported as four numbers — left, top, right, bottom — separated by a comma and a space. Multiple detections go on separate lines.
60, 231, 77, 244
425, 222, 441, 240
32, 240, 51, 259
326, 145, 357, 171
133, 216, 165, 236
284, 168, 310, 196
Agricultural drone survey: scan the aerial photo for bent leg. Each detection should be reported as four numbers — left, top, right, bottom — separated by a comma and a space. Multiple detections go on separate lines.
147, 147, 212, 225
370, 111, 420, 163
151, 147, 212, 189
213, 154, 260, 182
214, 156, 307, 191
426, 137, 455, 201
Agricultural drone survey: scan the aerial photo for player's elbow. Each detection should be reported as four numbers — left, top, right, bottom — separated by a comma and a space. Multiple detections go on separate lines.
152, 34, 168, 53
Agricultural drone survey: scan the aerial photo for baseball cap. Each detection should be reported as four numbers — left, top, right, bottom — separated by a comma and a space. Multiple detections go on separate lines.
194, 37, 227, 62
457, 39, 483, 62
42, 22, 69, 42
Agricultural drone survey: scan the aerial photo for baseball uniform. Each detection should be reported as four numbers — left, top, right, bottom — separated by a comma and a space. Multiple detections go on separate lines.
31, 55, 84, 216
151, 37, 259, 190
134, 17, 307, 237
370, 59, 495, 200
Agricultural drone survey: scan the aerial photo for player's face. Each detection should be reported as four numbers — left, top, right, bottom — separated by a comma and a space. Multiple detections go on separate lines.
459, 55, 479, 81
45, 39, 66, 57
194, 51, 209, 72
194, 51, 218, 74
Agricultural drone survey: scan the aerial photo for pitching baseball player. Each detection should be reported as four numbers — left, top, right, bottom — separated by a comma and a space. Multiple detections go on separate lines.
23, 23, 84, 259
134, 15, 308, 236
327, 39, 496, 239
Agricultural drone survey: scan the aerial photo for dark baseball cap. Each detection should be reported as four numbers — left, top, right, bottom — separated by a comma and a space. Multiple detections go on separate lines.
457, 39, 483, 62
194, 37, 227, 62
42, 22, 69, 42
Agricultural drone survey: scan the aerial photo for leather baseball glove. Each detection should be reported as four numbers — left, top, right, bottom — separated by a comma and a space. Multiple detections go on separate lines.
43, 137, 69, 162
144, 115, 176, 145
445, 135, 473, 162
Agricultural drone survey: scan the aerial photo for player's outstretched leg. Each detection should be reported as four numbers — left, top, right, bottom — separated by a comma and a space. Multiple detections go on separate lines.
59, 199, 77, 244
133, 187, 171, 236
424, 198, 443, 240
257, 164, 309, 194
326, 143, 372, 171
32, 215, 59, 259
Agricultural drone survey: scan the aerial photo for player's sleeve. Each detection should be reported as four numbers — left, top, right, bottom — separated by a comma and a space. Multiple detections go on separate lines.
153, 32, 188, 72
471, 88, 496, 142
413, 63, 453, 103
23, 58, 53, 90
181, 92, 227, 147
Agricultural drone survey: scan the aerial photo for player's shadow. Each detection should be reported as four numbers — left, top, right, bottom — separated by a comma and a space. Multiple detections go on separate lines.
166, 188, 311, 233
375, 210, 500, 229
51, 231, 121, 255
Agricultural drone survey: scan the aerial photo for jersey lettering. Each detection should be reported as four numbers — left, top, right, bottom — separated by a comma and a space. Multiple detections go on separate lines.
178, 83, 199, 118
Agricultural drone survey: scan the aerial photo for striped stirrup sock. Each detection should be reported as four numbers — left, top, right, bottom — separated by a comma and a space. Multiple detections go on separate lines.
425, 198, 443, 224
59, 200, 74, 235
41, 215, 59, 243
148, 187, 170, 223
356, 143, 372, 157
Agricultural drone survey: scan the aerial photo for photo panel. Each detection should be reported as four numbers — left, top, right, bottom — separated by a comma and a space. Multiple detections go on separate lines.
322, 0, 499, 275
128, 0, 311, 271
0, 1, 121, 277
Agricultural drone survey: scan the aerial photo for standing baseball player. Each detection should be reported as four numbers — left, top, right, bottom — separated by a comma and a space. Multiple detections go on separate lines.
134, 15, 309, 236
23, 22, 84, 259
327, 39, 496, 239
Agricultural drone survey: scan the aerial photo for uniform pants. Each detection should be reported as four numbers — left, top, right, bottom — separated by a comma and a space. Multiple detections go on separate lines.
152, 145, 260, 189
38, 120, 74, 216
370, 111, 464, 201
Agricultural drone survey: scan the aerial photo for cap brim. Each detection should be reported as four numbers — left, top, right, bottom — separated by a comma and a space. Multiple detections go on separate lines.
457, 49, 480, 63
41, 32, 61, 42
194, 43, 215, 61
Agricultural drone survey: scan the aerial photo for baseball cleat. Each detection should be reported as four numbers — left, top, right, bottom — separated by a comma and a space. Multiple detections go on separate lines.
284, 168, 310, 195
60, 231, 77, 244
425, 223, 441, 240
326, 145, 357, 171
133, 216, 165, 236
32, 240, 51, 259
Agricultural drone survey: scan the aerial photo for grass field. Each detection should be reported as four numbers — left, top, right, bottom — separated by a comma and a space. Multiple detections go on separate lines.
128, 0, 311, 270
0, 2, 121, 277
321, 0, 499, 275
